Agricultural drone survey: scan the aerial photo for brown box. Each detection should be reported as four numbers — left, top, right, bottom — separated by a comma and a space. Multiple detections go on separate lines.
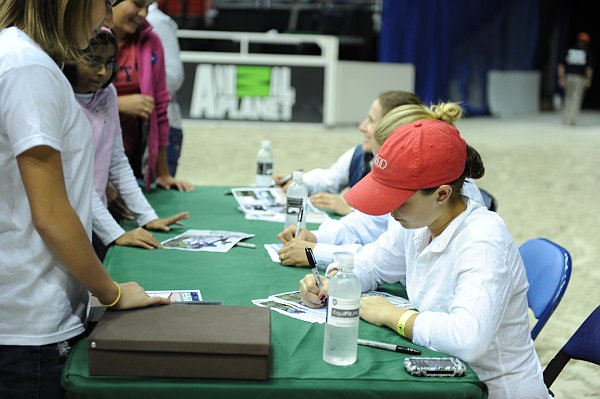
88, 305, 271, 380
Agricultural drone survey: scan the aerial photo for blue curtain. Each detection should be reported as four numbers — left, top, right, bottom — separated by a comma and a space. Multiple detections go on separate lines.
379, 0, 540, 115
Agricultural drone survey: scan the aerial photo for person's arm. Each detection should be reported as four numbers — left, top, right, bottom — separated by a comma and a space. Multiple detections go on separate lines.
585, 65, 593, 88
16, 146, 168, 309
410, 240, 514, 363
149, 14, 184, 93
558, 63, 566, 88
302, 147, 355, 195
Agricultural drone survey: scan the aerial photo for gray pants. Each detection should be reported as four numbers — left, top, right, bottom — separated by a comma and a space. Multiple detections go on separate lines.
562, 74, 587, 125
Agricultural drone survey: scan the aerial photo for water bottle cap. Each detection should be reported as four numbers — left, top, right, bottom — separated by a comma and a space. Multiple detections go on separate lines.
261, 140, 271, 148
333, 252, 354, 270
292, 170, 303, 181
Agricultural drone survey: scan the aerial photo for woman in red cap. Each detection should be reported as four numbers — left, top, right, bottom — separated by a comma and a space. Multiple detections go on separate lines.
300, 109, 549, 398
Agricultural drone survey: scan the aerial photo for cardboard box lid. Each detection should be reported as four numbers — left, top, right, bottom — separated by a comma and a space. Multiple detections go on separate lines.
88, 305, 270, 356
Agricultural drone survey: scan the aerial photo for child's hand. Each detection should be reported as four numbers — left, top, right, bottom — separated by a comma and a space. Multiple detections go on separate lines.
156, 174, 194, 192
117, 94, 155, 119
114, 227, 161, 249
145, 212, 189, 232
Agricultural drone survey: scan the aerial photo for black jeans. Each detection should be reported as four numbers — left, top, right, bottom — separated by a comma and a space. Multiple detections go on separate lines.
0, 338, 77, 399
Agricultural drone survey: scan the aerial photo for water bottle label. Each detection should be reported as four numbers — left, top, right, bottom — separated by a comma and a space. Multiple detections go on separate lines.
286, 196, 303, 215
257, 161, 273, 176
326, 297, 360, 328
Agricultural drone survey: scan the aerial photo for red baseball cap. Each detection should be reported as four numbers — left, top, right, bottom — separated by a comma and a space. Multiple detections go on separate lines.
344, 119, 467, 215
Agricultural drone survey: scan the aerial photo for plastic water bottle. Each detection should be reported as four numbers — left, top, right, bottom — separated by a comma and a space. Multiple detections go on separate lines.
323, 253, 361, 366
284, 171, 307, 228
255, 140, 273, 187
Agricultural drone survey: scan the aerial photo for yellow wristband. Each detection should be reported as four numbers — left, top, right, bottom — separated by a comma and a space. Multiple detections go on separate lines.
101, 281, 122, 308
396, 309, 418, 337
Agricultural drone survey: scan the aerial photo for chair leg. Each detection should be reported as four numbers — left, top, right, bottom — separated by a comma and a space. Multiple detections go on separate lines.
543, 351, 571, 389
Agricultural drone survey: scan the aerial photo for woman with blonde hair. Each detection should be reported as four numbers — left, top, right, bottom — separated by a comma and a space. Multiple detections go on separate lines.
278, 102, 483, 267
1, 2, 168, 397
300, 106, 549, 398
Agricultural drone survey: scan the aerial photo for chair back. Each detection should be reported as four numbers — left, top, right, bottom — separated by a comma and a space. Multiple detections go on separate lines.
543, 305, 600, 388
519, 238, 572, 340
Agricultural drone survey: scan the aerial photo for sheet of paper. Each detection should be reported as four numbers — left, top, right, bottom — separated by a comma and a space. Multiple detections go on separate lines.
231, 187, 330, 224
146, 290, 203, 302
264, 243, 283, 263
161, 229, 254, 252
254, 290, 413, 323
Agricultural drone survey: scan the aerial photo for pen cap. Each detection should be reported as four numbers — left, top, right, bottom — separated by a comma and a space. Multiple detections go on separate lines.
333, 252, 354, 272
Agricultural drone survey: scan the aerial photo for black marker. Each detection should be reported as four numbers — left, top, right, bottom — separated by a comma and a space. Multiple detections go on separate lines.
358, 339, 421, 355
172, 301, 224, 305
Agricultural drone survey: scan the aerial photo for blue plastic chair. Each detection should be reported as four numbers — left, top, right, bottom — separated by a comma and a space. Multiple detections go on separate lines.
519, 238, 572, 340
478, 188, 498, 212
543, 305, 600, 389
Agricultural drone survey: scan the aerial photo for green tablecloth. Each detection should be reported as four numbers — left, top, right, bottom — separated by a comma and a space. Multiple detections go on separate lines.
62, 187, 488, 399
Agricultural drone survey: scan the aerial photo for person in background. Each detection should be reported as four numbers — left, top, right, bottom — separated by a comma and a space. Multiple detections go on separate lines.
275, 91, 423, 216
112, 0, 193, 191
0, 2, 170, 398
299, 115, 549, 398
276, 102, 485, 267
147, 0, 185, 176
63, 29, 190, 260
558, 32, 594, 126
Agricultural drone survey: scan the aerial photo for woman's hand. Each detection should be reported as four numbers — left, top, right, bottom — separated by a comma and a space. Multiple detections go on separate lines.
277, 225, 317, 244
299, 273, 328, 308
309, 193, 353, 216
145, 212, 189, 232
155, 174, 194, 192
278, 240, 315, 267
112, 282, 171, 310
359, 296, 400, 327
114, 227, 161, 249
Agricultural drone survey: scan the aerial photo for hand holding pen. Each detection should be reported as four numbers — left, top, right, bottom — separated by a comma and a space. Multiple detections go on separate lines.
294, 201, 305, 239
305, 247, 327, 304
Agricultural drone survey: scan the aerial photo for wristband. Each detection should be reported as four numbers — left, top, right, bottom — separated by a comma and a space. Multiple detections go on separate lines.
396, 309, 418, 337
101, 281, 122, 308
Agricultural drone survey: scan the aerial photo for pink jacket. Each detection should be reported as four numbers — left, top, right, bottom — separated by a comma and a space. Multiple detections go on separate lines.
136, 21, 171, 189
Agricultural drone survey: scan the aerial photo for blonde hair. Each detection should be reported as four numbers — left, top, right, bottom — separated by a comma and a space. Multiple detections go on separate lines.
0, 0, 96, 63
374, 102, 463, 147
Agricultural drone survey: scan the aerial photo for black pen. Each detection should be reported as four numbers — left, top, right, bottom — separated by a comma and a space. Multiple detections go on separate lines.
305, 247, 326, 303
357, 339, 421, 355
172, 301, 224, 305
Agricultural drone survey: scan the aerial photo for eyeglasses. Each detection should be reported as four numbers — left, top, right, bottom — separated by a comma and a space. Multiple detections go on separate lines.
88, 58, 116, 71
106, 0, 124, 6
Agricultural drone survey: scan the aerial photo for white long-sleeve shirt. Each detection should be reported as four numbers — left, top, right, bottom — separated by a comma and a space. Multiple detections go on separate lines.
313, 179, 485, 266
352, 200, 549, 399
302, 146, 356, 195
147, 3, 184, 129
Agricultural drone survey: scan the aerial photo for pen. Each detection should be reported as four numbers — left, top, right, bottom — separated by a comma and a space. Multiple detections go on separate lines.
172, 301, 224, 305
304, 247, 322, 285
235, 242, 256, 249
305, 247, 326, 304
357, 339, 422, 355
294, 200, 304, 238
